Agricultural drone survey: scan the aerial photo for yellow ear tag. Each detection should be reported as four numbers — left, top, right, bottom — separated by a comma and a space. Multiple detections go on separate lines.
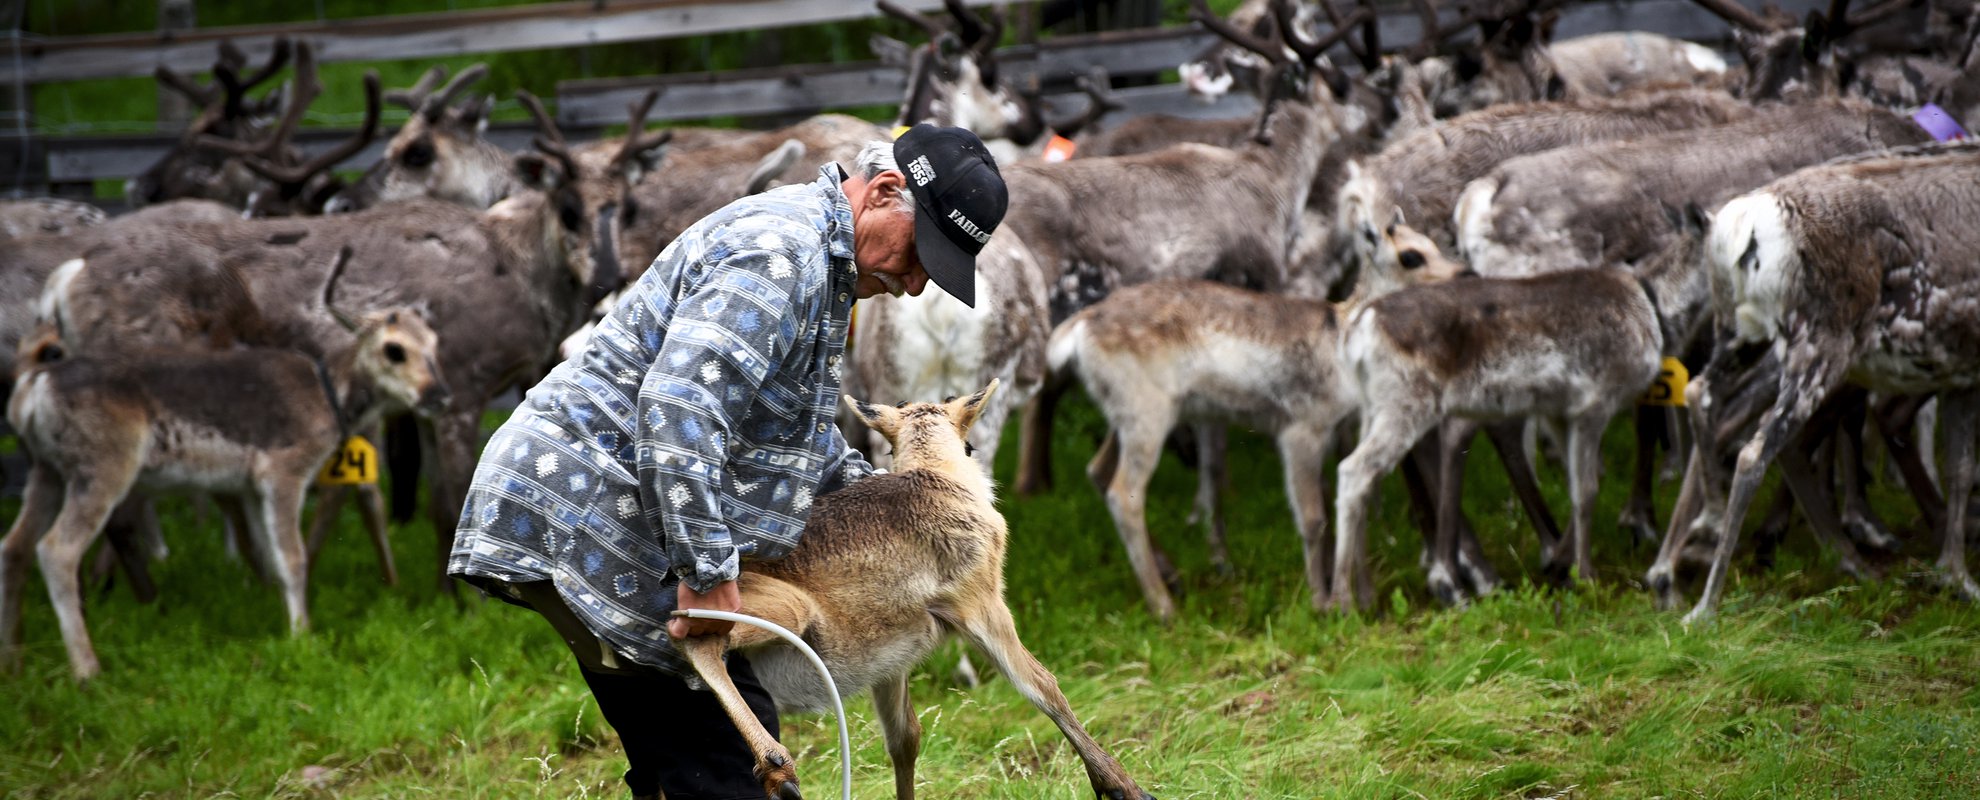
318, 436, 380, 485
1042, 134, 1078, 163
891, 125, 913, 140
1640, 357, 1690, 407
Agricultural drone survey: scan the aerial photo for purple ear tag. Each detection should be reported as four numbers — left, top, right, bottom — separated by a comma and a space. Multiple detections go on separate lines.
1914, 103, 1967, 142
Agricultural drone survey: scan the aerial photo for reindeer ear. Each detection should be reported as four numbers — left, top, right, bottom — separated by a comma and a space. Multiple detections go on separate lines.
1388, 206, 1407, 230
948, 379, 999, 430
844, 394, 902, 438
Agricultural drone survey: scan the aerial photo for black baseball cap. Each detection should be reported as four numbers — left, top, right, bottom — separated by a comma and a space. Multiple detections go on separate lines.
893, 124, 1008, 307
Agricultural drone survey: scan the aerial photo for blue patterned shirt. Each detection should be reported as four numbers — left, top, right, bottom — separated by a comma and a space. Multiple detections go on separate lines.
449, 165, 875, 672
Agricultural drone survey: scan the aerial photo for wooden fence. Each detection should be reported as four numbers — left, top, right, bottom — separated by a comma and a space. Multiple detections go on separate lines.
2, 0, 1826, 196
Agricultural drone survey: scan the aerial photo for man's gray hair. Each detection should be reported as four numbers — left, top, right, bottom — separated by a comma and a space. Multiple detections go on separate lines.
854, 140, 915, 215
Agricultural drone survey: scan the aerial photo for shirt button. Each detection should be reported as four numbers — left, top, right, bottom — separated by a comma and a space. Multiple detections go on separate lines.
827, 355, 839, 366
816, 422, 828, 432
837, 292, 848, 303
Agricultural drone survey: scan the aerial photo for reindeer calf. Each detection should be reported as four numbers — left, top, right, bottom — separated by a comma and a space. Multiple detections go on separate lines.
1047, 219, 1465, 617
676, 381, 1155, 800
0, 306, 448, 681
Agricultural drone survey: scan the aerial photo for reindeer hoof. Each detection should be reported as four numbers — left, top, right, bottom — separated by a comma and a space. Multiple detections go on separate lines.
1844, 516, 1899, 552
1679, 604, 1715, 630
773, 780, 802, 800
756, 752, 800, 800
1646, 568, 1681, 612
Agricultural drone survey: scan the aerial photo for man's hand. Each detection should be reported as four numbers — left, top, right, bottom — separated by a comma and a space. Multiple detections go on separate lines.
669, 579, 742, 639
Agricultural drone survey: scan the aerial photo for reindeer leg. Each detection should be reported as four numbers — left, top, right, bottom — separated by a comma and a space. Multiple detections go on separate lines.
1618, 404, 1664, 547
1102, 422, 1179, 622
1647, 444, 1709, 610
1430, 419, 1480, 606
953, 600, 1155, 800
1837, 391, 1899, 552
103, 502, 159, 605
256, 476, 313, 635
1483, 419, 1561, 579
357, 483, 398, 586
1685, 351, 1844, 628
1564, 413, 1608, 585
1194, 425, 1233, 575
679, 635, 802, 800
873, 670, 921, 800
2, 465, 63, 672
41, 460, 141, 681
1336, 406, 1436, 613
305, 484, 351, 565
1876, 393, 1948, 531
1278, 423, 1335, 610
427, 412, 480, 594
1934, 390, 1980, 601
1015, 376, 1066, 496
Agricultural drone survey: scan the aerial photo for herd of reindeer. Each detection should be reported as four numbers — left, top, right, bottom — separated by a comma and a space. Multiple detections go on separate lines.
0, 0, 1975, 683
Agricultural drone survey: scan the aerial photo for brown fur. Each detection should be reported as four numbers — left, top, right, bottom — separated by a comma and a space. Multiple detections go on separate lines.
1, 308, 447, 681
677, 382, 1155, 800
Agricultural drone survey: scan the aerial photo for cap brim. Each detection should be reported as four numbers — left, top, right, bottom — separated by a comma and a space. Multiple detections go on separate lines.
914, 210, 976, 308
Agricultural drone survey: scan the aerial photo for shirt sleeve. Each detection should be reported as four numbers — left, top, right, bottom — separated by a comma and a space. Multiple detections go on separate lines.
636, 247, 805, 593
816, 422, 879, 496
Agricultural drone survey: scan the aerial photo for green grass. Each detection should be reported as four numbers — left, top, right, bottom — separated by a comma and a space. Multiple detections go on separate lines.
3, 396, 1978, 798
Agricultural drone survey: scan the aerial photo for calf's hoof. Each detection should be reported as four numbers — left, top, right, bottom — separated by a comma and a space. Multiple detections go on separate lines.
756, 752, 801, 800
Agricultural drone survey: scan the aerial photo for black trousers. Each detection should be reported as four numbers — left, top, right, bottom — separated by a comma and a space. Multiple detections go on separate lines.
579, 656, 781, 800
498, 579, 781, 799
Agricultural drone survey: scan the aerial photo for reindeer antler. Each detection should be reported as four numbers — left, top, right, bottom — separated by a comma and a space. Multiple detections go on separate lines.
1274, 0, 1372, 66
1045, 66, 1123, 137
238, 70, 383, 188
878, 0, 949, 40
515, 89, 582, 181
384, 65, 448, 110
322, 245, 361, 333
194, 41, 321, 160
419, 63, 489, 122
1689, 0, 1785, 31
1191, 0, 1289, 65
613, 89, 675, 170
944, 0, 1006, 84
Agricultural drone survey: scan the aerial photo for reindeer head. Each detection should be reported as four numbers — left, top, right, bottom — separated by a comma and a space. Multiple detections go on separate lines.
1419, 10, 1566, 116
845, 380, 999, 475
1694, 0, 1881, 102
1180, 0, 1291, 101
321, 247, 451, 416
509, 89, 670, 303
352, 307, 451, 416
127, 38, 293, 209
326, 65, 505, 213
877, 1, 1032, 142
1364, 209, 1469, 296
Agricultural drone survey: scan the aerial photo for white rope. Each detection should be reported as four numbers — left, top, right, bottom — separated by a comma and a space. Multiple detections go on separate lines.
679, 609, 854, 800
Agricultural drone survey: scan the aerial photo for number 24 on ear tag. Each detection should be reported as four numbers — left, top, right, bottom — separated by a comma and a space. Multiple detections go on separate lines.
1640, 357, 1689, 407
318, 436, 380, 485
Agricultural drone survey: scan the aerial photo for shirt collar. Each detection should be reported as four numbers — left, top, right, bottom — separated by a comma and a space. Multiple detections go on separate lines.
818, 164, 856, 264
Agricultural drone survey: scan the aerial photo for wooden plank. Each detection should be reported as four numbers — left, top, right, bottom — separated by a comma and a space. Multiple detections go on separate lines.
2, 0, 999, 85
34, 122, 595, 183
558, 27, 1219, 127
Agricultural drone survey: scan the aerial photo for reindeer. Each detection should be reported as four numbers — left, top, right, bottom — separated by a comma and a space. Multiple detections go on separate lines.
675, 381, 1155, 800
1330, 208, 1717, 609
875, 0, 1036, 147
1332, 87, 1752, 276
1046, 215, 1465, 618
1652, 141, 1980, 626
191, 43, 383, 217
37, 103, 652, 591
0, 252, 450, 681
126, 38, 296, 210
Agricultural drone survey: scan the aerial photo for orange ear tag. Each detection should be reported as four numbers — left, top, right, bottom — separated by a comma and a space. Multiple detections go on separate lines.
1042, 135, 1077, 163
891, 126, 913, 140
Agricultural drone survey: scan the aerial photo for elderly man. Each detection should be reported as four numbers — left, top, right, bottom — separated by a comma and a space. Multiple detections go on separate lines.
449, 124, 1008, 800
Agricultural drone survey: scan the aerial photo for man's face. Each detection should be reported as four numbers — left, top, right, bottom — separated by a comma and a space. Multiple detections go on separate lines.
852, 170, 931, 300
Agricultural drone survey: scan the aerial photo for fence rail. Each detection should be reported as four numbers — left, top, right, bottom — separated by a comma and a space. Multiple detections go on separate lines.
2, 0, 1829, 191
